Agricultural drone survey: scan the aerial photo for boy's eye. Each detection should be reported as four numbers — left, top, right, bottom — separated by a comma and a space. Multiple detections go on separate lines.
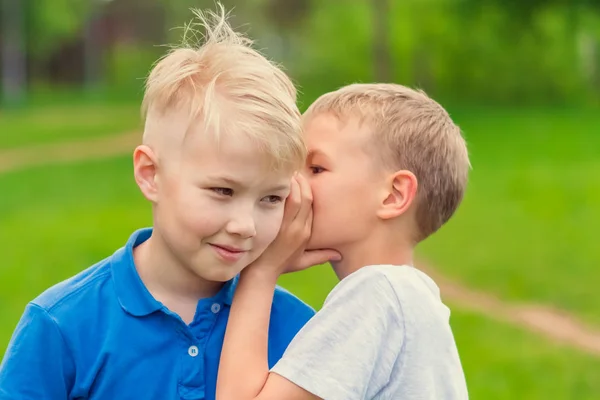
262, 195, 283, 204
211, 187, 233, 196
309, 165, 325, 174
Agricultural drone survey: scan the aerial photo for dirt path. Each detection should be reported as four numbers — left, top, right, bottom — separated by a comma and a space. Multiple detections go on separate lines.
2, 133, 600, 356
418, 263, 600, 356
0, 131, 140, 174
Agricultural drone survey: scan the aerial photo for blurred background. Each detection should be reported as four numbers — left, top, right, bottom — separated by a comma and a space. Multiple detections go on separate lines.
1, 0, 599, 398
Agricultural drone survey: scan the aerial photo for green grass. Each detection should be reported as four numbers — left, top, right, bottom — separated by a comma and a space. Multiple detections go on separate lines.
0, 103, 142, 149
419, 107, 600, 326
2, 108, 600, 398
450, 307, 600, 399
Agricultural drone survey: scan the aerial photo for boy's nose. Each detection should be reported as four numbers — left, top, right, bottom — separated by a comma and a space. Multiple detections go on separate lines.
225, 212, 257, 239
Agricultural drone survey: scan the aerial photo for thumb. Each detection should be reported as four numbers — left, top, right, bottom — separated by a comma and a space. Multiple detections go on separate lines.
285, 249, 342, 273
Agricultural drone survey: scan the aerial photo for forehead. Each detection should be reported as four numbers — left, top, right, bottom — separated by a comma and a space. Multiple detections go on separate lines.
304, 113, 370, 157
182, 129, 292, 181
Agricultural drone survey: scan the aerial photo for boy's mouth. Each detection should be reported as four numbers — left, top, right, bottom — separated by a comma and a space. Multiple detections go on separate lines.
209, 244, 248, 263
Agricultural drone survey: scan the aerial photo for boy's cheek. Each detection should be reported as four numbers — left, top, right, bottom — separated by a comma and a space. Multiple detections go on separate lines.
270, 216, 286, 242
256, 212, 286, 251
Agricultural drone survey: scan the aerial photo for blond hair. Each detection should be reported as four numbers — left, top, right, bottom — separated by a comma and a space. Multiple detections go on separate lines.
305, 83, 470, 241
141, 3, 305, 171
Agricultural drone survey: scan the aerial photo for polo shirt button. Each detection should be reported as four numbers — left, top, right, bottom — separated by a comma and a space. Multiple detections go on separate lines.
188, 345, 199, 357
211, 303, 221, 314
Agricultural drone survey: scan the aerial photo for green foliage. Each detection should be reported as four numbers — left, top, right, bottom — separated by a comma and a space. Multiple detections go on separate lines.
105, 43, 161, 94
10, 0, 600, 106
24, 0, 91, 59
290, 0, 600, 106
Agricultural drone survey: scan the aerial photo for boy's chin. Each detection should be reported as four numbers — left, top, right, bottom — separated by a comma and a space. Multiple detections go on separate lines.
305, 238, 321, 251
199, 268, 241, 283
306, 236, 335, 253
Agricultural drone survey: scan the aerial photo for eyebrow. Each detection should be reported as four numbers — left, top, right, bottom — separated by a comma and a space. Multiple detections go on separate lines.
206, 175, 290, 192
307, 149, 329, 160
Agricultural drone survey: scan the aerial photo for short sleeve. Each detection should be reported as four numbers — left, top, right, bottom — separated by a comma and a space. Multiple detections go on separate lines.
0, 303, 75, 399
271, 268, 404, 400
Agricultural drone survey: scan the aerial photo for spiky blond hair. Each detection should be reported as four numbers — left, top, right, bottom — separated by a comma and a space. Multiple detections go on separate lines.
142, 3, 305, 171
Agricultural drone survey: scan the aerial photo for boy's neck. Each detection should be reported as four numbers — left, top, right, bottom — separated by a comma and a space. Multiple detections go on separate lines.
330, 230, 414, 281
134, 232, 224, 304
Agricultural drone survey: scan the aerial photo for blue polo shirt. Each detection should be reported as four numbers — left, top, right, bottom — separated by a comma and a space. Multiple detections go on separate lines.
0, 228, 315, 400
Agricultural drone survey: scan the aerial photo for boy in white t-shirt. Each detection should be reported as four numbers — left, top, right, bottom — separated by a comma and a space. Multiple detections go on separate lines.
216, 83, 471, 400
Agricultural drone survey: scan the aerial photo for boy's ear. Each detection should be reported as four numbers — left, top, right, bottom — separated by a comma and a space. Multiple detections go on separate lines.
376, 170, 418, 220
133, 145, 160, 203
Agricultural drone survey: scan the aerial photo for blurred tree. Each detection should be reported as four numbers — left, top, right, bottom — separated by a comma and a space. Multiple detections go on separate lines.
102, 0, 167, 93
456, 0, 600, 101
372, 0, 391, 81
265, 0, 311, 30
264, 0, 311, 61
83, 1, 104, 94
24, 0, 91, 60
1, 0, 27, 104
15, 0, 95, 88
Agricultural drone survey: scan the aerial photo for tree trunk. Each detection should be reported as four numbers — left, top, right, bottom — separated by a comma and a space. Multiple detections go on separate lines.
1, 0, 27, 105
372, 0, 391, 82
83, 3, 102, 94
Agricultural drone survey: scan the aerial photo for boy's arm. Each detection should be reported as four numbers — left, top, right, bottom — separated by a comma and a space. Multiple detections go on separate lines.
217, 268, 320, 400
0, 303, 74, 399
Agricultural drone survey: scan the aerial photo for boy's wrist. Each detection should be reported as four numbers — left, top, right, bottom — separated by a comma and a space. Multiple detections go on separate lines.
240, 264, 280, 285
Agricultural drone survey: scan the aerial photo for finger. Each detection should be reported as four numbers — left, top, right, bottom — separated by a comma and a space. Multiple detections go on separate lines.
289, 249, 342, 272
307, 207, 314, 229
302, 207, 314, 241
294, 173, 313, 224
282, 176, 301, 228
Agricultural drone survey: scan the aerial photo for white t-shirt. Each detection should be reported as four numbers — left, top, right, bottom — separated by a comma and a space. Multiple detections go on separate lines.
271, 265, 468, 400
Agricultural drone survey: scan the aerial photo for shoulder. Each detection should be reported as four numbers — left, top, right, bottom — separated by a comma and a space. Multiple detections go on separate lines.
365, 265, 452, 331
324, 265, 401, 308
372, 265, 446, 312
321, 265, 442, 323
272, 284, 315, 319
6, 257, 114, 364
30, 257, 113, 317
377, 265, 441, 296
336, 265, 442, 303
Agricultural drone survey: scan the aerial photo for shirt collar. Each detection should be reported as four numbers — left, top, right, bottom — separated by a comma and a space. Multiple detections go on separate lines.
111, 228, 162, 317
218, 274, 238, 306
111, 228, 239, 316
